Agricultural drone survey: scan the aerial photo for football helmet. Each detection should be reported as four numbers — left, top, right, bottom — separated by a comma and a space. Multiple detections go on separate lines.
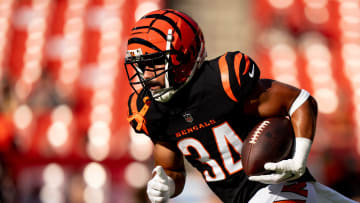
125, 9, 206, 102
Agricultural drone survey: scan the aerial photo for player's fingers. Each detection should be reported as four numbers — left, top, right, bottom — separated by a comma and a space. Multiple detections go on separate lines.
149, 195, 167, 203
248, 176, 260, 182
147, 188, 162, 197
148, 188, 169, 198
153, 166, 168, 183
264, 162, 277, 171
276, 172, 294, 182
248, 174, 274, 182
264, 160, 291, 171
283, 173, 299, 182
149, 180, 169, 191
249, 173, 291, 184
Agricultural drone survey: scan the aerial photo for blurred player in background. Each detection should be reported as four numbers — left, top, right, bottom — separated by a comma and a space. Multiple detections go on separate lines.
124, 9, 357, 203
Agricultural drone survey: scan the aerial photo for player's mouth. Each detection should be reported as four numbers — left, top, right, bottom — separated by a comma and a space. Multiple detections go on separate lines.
146, 80, 163, 91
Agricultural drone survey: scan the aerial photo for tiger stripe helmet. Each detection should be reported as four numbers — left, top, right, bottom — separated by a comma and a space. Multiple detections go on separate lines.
125, 9, 206, 102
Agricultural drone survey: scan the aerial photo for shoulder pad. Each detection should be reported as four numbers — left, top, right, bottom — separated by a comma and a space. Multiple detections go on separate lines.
217, 51, 260, 102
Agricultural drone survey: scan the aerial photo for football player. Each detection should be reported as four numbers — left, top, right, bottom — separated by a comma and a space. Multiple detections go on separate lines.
125, 9, 357, 203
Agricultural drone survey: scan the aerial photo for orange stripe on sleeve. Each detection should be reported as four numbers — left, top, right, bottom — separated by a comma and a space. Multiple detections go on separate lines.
234, 52, 243, 86
218, 54, 238, 102
242, 54, 251, 75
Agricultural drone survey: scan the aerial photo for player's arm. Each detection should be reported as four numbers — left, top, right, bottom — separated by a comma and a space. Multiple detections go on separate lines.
244, 79, 317, 140
244, 79, 318, 184
154, 142, 186, 196
147, 141, 186, 202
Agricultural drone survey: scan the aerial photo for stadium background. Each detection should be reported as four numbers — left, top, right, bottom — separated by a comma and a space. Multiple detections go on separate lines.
0, 0, 359, 202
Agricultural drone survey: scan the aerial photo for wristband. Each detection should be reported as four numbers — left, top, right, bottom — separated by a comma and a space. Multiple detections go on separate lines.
294, 137, 312, 167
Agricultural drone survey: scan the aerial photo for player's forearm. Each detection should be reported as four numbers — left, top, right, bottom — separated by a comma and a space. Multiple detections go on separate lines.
163, 168, 186, 197
153, 142, 186, 197
249, 93, 318, 184
290, 94, 318, 141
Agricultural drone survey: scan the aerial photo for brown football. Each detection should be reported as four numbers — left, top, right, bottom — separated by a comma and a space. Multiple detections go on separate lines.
241, 117, 295, 176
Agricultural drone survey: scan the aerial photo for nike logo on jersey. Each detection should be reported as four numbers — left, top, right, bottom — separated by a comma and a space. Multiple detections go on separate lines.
249, 64, 255, 78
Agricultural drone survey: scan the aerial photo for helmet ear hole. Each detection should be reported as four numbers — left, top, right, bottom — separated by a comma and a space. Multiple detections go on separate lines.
180, 53, 190, 64
176, 53, 183, 62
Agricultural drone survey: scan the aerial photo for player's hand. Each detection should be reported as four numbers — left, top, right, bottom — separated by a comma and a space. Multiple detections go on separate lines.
249, 137, 312, 184
248, 171, 294, 184
147, 166, 175, 203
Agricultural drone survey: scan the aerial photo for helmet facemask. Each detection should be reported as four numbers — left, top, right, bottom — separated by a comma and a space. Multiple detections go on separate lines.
125, 30, 185, 101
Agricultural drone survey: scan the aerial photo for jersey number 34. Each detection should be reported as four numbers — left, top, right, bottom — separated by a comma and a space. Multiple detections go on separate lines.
177, 122, 243, 182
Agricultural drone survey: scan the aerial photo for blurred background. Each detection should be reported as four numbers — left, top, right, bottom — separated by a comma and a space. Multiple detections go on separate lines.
0, 0, 359, 202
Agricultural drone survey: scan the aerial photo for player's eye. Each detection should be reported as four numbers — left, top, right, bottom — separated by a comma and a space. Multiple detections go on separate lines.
132, 63, 144, 72
142, 57, 166, 68
143, 67, 165, 73
152, 56, 166, 66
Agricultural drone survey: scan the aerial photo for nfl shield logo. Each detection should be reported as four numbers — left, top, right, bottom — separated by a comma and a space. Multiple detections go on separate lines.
183, 112, 194, 123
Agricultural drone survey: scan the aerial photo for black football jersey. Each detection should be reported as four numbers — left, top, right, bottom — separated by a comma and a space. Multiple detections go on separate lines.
127, 51, 313, 203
